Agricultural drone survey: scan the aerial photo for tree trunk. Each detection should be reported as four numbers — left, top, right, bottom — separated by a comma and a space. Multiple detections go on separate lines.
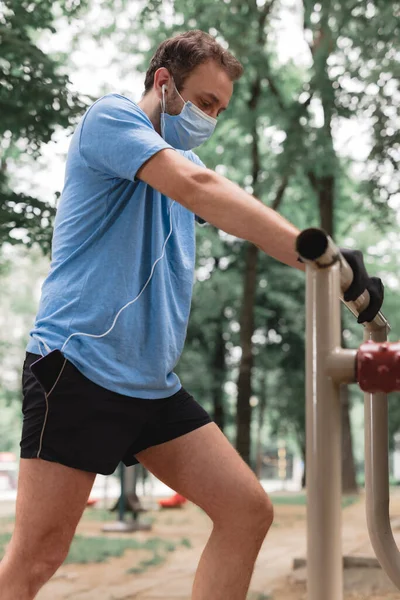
235, 176, 288, 464
301, 443, 306, 489
236, 242, 258, 465
235, 4, 277, 466
255, 372, 267, 479
318, 175, 334, 234
212, 311, 226, 432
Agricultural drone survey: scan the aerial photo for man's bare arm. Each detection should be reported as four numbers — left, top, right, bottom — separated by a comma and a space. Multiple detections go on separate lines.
138, 149, 303, 271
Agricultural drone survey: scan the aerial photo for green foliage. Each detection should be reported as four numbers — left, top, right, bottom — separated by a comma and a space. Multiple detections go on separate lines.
0, 248, 49, 453
334, 0, 400, 222
0, 390, 22, 453
0, 0, 90, 252
0, 179, 55, 252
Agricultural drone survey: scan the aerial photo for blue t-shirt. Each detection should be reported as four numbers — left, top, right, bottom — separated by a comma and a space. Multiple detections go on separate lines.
27, 93, 205, 399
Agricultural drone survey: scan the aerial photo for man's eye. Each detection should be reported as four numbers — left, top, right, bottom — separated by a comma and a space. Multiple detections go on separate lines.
201, 100, 211, 108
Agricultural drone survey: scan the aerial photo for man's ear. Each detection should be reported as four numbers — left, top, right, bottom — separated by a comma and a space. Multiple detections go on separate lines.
154, 67, 170, 99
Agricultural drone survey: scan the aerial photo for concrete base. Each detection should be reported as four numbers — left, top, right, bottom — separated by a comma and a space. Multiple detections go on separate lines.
293, 555, 381, 570
292, 556, 398, 594
102, 520, 152, 533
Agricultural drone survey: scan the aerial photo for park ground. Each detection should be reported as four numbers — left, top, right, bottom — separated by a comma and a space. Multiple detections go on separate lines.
1, 490, 400, 599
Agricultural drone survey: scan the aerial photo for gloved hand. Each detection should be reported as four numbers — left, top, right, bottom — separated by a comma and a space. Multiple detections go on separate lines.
340, 249, 384, 323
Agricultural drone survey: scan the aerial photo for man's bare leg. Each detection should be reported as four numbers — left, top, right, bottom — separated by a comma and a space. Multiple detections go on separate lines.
136, 423, 273, 600
0, 459, 95, 600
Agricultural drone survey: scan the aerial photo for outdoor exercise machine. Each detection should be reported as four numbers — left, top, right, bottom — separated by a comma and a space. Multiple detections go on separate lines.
102, 464, 152, 533
297, 227, 400, 600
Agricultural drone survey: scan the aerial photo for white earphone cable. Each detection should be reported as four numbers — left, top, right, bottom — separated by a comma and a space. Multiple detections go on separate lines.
54, 201, 175, 354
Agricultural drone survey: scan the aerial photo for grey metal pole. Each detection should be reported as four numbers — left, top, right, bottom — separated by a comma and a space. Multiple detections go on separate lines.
298, 227, 393, 598
363, 325, 400, 588
306, 260, 343, 600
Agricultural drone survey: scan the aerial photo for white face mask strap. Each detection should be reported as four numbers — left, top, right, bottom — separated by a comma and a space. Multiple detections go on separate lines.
161, 84, 167, 136
161, 79, 185, 138
172, 79, 186, 108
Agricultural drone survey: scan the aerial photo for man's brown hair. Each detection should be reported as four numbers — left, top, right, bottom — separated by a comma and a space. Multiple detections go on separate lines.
144, 30, 243, 94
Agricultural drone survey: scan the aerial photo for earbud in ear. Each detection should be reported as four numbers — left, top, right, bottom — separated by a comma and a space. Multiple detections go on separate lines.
162, 84, 167, 93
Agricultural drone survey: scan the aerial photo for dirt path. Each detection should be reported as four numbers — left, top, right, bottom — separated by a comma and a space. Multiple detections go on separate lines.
16, 490, 400, 599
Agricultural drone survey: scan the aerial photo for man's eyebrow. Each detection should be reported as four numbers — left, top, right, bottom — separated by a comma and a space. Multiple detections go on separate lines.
203, 92, 227, 110
203, 92, 227, 113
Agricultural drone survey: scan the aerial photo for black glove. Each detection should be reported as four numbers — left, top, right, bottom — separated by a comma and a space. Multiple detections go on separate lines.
340, 248, 384, 323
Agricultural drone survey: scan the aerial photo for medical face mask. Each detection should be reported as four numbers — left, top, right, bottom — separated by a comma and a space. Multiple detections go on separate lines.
161, 82, 217, 150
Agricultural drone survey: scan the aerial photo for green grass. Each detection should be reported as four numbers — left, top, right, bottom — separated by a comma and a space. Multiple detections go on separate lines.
0, 532, 190, 570
270, 493, 359, 508
66, 535, 176, 565
126, 537, 191, 575
81, 507, 117, 522
0, 516, 14, 534
127, 552, 166, 574
0, 533, 11, 557
82, 507, 158, 528
341, 495, 360, 509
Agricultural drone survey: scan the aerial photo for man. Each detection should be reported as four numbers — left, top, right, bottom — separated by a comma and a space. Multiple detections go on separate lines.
0, 30, 383, 600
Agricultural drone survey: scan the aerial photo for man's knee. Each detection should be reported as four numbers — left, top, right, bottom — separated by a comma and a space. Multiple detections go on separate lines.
245, 487, 274, 534
213, 484, 274, 534
31, 545, 69, 580
6, 535, 70, 589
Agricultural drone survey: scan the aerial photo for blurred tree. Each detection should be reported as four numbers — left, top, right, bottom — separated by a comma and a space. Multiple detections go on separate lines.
0, 246, 48, 453
175, 225, 244, 433
298, 0, 399, 491
0, 0, 90, 253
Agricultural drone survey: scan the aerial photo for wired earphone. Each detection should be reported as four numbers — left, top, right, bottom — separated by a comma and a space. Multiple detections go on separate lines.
35, 199, 176, 357
34, 83, 175, 358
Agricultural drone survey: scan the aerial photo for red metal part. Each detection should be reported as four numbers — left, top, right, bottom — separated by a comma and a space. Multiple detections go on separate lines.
357, 341, 400, 393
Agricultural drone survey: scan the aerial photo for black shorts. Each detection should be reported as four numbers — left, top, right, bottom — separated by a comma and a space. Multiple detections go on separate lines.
20, 352, 212, 475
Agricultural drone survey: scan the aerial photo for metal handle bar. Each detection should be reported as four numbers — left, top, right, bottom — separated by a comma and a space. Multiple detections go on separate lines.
296, 227, 389, 333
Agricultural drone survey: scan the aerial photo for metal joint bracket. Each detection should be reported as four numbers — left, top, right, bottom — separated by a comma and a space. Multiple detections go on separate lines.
357, 341, 400, 393
325, 348, 357, 385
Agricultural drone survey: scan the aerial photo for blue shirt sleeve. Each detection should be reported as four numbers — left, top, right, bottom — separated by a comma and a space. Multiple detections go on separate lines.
79, 94, 173, 181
